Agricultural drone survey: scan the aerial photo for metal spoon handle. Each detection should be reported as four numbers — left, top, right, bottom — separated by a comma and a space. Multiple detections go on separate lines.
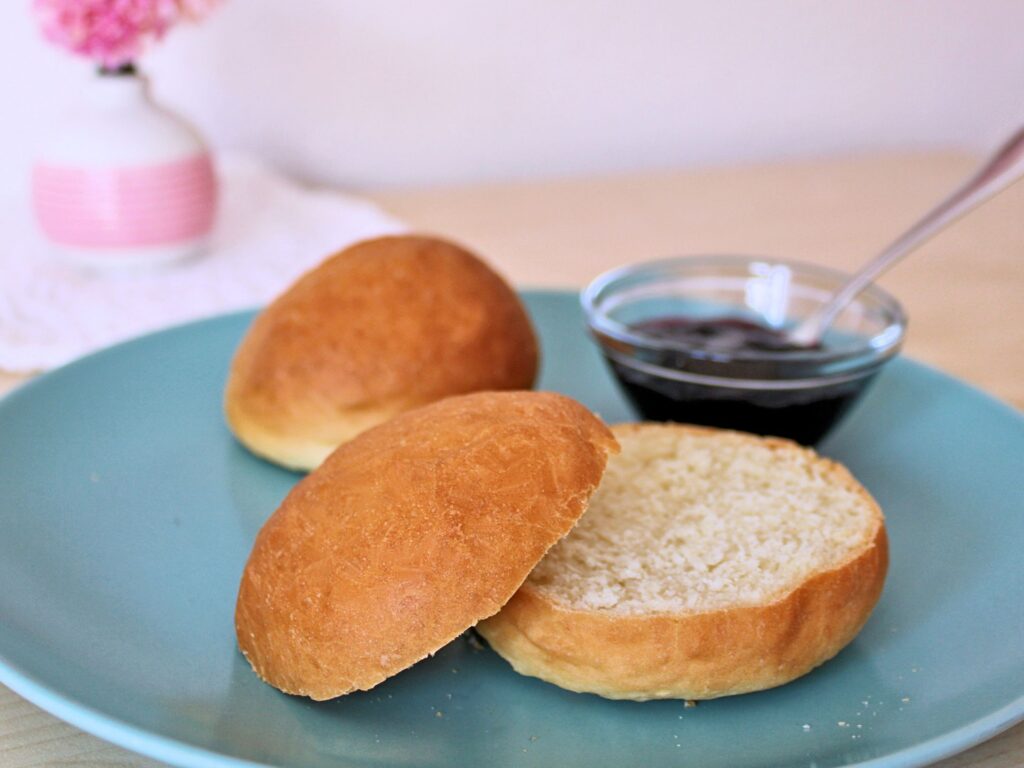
790, 126, 1024, 346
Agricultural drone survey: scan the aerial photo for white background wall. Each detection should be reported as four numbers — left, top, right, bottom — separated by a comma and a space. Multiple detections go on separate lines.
4, 0, 1023, 189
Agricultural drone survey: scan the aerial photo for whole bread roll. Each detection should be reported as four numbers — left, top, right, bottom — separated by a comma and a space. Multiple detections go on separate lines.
477, 423, 888, 701
235, 391, 618, 700
225, 235, 539, 470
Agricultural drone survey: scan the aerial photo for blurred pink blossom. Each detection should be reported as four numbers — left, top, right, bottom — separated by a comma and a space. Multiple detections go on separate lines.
33, 0, 221, 69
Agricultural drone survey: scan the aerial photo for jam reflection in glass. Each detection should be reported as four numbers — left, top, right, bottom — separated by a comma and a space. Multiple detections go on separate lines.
610, 316, 876, 446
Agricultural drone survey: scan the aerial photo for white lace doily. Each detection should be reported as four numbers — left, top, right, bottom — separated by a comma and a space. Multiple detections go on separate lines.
0, 155, 405, 372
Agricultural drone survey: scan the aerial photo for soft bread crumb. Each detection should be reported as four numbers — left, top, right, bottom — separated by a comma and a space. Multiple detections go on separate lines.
528, 425, 877, 614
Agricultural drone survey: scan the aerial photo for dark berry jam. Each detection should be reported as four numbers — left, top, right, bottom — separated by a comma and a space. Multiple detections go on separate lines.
633, 316, 820, 354
607, 316, 876, 445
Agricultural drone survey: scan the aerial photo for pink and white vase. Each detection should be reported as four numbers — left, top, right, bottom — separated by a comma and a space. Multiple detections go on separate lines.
32, 69, 218, 268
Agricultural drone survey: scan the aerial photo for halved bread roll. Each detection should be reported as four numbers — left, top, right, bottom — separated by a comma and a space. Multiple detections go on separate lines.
225, 235, 538, 471
477, 423, 888, 701
235, 391, 618, 700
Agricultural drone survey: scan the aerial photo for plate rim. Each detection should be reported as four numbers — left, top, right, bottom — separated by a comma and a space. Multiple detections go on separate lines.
1, 291, 1022, 768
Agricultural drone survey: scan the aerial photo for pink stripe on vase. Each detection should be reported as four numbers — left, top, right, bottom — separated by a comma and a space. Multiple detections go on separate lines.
32, 153, 218, 249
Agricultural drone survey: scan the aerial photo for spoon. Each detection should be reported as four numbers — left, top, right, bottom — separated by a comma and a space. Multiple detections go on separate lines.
788, 126, 1024, 347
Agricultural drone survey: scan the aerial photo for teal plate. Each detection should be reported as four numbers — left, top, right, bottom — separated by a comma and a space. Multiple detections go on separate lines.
0, 291, 1022, 768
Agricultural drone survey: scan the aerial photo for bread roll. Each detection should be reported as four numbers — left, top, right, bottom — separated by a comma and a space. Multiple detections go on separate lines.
235, 391, 618, 700
477, 423, 888, 701
225, 235, 538, 471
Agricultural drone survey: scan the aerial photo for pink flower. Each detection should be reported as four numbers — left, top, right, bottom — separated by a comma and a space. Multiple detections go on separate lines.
33, 0, 221, 69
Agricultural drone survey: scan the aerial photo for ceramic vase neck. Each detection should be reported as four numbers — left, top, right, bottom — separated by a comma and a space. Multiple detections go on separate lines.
91, 67, 152, 108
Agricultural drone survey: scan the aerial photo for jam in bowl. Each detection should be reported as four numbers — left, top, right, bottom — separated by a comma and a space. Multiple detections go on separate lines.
581, 255, 907, 445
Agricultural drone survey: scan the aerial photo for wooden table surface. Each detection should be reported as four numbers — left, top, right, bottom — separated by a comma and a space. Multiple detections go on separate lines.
1, 153, 1021, 767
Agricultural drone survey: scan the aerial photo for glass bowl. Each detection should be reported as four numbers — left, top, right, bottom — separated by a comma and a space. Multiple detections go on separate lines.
581, 255, 908, 444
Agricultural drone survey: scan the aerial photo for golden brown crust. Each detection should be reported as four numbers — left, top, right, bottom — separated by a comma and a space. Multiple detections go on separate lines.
477, 425, 889, 701
225, 235, 539, 470
235, 391, 618, 700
